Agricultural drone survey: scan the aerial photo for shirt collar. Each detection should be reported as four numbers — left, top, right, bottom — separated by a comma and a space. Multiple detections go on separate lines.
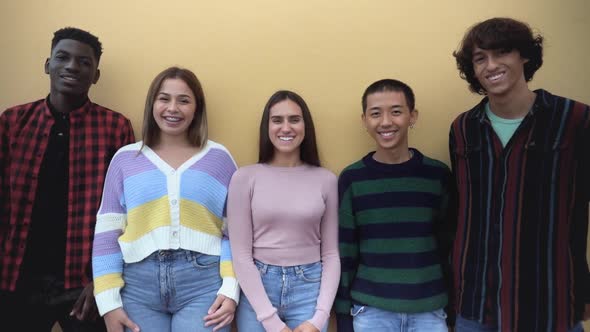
468, 89, 551, 123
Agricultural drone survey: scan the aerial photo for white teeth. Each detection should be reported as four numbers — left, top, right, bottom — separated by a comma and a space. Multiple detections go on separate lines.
488, 72, 504, 81
279, 136, 293, 141
62, 76, 78, 81
164, 116, 182, 122
380, 132, 394, 137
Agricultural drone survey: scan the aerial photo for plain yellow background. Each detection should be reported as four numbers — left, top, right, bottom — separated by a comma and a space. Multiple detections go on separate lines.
1, 1, 589, 331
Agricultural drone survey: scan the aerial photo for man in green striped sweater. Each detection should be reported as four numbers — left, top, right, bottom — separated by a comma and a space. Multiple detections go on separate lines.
335, 79, 455, 332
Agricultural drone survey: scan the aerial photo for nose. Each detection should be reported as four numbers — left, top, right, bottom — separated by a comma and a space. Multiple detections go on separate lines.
485, 55, 500, 70
280, 121, 292, 133
166, 99, 179, 112
380, 113, 393, 127
65, 58, 80, 72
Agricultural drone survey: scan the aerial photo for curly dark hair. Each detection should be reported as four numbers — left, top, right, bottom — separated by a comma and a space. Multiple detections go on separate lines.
51, 27, 103, 63
453, 17, 544, 95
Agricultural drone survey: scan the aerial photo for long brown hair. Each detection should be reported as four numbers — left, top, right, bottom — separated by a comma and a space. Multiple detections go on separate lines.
258, 90, 320, 167
141, 66, 208, 148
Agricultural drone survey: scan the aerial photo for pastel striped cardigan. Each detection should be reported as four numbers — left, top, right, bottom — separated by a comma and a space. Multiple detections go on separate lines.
92, 140, 239, 315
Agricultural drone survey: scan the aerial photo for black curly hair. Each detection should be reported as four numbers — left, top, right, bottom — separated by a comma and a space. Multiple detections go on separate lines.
51, 27, 103, 63
453, 17, 543, 95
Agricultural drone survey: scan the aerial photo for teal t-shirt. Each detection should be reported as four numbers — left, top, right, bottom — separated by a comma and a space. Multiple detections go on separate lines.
485, 102, 524, 147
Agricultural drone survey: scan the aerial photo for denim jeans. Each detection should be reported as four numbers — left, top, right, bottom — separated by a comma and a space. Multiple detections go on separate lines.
351, 304, 448, 332
236, 260, 328, 332
121, 250, 229, 332
455, 315, 585, 332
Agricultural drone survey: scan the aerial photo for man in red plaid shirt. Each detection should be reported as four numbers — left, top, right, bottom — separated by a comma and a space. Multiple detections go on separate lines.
0, 27, 135, 331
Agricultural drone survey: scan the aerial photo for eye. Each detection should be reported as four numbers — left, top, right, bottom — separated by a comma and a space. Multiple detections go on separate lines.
55, 54, 67, 61
289, 117, 301, 124
392, 110, 402, 115
157, 96, 169, 101
271, 118, 282, 124
370, 112, 380, 118
179, 99, 191, 104
473, 56, 484, 64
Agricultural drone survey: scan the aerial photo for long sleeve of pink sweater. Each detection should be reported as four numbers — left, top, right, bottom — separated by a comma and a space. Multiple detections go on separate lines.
227, 163, 340, 332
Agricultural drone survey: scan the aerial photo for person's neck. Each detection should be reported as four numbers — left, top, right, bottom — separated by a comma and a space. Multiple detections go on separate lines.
488, 85, 536, 120
373, 146, 412, 164
269, 152, 302, 167
49, 91, 88, 113
154, 134, 193, 151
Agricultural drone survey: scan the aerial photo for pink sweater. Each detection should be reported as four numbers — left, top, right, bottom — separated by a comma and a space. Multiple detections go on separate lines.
227, 163, 340, 332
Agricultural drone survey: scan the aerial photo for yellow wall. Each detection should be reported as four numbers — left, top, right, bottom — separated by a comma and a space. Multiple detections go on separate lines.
2, 1, 589, 331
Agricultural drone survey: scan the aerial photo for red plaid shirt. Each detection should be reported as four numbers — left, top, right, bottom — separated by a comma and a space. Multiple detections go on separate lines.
0, 98, 135, 291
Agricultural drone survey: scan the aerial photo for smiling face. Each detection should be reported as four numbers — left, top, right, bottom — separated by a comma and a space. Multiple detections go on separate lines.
268, 99, 305, 161
363, 90, 417, 156
472, 47, 529, 98
45, 39, 100, 97
152, 78, 197, 142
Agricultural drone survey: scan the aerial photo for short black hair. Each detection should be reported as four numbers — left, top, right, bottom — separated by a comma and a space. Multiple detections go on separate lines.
51, 27, 103, 63
362, 79, 415, 113
258, 90, 321, 167
453, 17, 544, 95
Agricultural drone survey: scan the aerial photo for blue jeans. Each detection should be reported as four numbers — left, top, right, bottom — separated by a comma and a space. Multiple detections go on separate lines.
351, 304, 448, 332
236, 260, 328, 332
121, 250, 229, 332
455, 315, 584, 332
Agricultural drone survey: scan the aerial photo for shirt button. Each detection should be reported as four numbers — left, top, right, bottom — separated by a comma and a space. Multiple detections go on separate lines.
171, 199, 177, 205
172, 231, 178, 237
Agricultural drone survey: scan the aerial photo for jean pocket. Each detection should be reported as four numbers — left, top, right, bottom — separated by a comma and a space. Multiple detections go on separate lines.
350, 304, 365, 317
298, 262, 322, 282
188, 252, 219, 269
432, 308, 447, 320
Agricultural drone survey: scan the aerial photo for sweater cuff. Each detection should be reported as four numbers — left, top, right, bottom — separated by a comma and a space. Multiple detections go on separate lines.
308, 309, 330, 331
261, 313, 287, 332
95, 287, 122, 316
217, 277, 240, 304
336, 313, 354, 332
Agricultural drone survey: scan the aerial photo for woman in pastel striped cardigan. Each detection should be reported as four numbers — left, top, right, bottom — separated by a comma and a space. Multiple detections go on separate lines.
92, 67, 239, 332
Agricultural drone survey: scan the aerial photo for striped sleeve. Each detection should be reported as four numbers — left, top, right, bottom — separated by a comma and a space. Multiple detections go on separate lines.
92, 151, 127, 316
335, 168, 358, 332
215, 147, 240, 302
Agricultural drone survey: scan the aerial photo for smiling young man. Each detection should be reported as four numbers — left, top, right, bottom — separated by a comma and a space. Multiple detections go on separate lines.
335, 79, 455, 332
450, 17, 590, 332
0, 27, 135, 331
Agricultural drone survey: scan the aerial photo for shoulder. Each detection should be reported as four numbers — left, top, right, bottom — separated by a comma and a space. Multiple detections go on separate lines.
199, 140, 237, 171
340, 159, 365, 175
232, 163, 262, 179
309, 166, 337, 184
537, 89, 589, 113
229, 164, 262, 189
110, 142, 143, 163
2, 99, 46, 120
87, 102, 132, 123
421, 154, 451, 172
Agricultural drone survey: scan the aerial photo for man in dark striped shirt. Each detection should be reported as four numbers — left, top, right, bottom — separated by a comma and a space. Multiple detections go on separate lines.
336, 79, 455, 332
0, 27, 134, 331
450, 17, 589, 332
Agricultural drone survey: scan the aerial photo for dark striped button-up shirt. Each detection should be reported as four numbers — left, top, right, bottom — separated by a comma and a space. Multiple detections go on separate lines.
449, 89, 590, 332
1, 98, 135, 291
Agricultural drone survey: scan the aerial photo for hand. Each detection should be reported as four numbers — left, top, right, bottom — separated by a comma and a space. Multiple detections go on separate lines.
293, 321, 319, 332
70, 282, 99, 321
104, 308, 140, 332
280, 327, 293, 332
584, 303, 590, 320
204, 294, 236, 331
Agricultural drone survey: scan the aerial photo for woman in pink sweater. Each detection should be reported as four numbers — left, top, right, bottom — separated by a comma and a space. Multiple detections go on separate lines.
227, 90, 340, 332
